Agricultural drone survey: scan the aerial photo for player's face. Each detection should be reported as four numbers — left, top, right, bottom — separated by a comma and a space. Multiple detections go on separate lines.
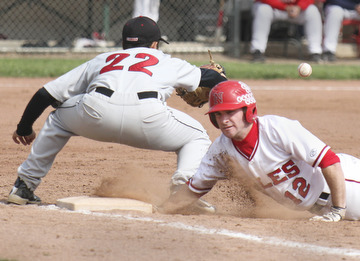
214, 108, 252, 141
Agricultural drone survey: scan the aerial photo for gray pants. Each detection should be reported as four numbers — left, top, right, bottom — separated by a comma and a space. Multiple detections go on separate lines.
18, 91, 211, 191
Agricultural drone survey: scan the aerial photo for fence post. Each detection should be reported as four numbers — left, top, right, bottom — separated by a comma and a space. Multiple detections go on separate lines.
232, 0, 241, 58
103, 0, 110, 39
87, 0, 93, 38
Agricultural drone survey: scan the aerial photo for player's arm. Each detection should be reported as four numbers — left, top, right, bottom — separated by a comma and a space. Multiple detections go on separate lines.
321, 162, 346, 209
13, 87, 57, 145
157, 183, 202, 214
199, 67, 227, 88
310, 150, 347, 222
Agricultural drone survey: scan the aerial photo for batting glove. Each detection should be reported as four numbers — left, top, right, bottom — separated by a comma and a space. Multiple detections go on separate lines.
309, 206, 346, 222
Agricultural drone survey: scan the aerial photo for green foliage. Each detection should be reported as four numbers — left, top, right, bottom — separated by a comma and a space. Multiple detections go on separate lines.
0, 57, 359, 79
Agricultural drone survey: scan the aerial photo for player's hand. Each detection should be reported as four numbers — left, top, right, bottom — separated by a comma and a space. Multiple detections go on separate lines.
286, 5, 301, 18
12, 130, 36, 145
309, 206, 346, 222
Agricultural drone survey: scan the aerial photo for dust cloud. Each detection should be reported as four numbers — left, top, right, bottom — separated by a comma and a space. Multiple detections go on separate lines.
94, 163, 170, 206
214, 153, 311, 220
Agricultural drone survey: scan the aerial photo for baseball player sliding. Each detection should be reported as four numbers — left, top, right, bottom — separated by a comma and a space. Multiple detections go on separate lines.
7, 16, 227, 212
160, 80, 360, 221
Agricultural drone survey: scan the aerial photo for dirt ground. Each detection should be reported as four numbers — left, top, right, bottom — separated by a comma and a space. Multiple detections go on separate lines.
1, 76, 360, 261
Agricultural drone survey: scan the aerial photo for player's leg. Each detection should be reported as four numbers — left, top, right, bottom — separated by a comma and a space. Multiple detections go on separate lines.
344, 181, 360, 220
136, 104, 211, 184
149, 0, 160, 22
337, 153, 360, 220
132, 0, 142, 18
8, 107, 75, 205
323, 5, 345, 61
300, 4, 323, 60
79, 97, 211, 185
156, 106, 214, 213
250, 2, 274, 60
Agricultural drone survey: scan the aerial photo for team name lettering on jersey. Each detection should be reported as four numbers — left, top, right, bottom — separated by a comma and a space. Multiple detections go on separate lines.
257, 160, 310, 205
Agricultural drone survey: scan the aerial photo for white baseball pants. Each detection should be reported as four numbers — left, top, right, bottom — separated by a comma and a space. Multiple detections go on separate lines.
323, 4, 360, 53
133, 0, 160, 22
251, 2, 323, 54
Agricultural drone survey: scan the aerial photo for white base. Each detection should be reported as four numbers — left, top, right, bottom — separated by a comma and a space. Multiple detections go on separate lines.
56, 196, 153, 213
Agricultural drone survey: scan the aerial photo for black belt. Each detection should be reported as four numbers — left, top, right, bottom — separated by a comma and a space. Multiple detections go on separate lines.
95, 87, 158, 100
309, 192, 330, 214
95, 87, 114, 97
137, 91, 158, 99
319, 192, 330, 200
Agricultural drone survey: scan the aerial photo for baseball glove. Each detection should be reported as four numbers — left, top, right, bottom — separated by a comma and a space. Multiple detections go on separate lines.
309, 206, 346, 222
176, 50, 226, 108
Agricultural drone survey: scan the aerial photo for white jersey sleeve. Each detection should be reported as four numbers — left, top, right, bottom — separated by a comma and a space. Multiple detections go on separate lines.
44, 62, 93, 103
171, 57, 201, 91
189, 135, 230, 194
261, 116, 329, 168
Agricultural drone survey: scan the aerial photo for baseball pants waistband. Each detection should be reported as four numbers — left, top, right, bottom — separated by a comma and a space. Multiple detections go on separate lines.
95, 87, 158, 100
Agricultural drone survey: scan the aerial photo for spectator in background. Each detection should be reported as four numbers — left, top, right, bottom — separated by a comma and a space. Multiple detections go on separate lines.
133, 0, 160, 22
250, 0, 323, 63
322, 0, 360, 62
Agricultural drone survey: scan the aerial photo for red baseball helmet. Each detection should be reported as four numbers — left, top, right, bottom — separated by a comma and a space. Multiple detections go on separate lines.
207, 80, 257, 128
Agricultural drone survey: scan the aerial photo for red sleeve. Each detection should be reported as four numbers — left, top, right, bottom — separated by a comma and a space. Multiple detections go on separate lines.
318, 149, 340, 169
258, 0, 314, 11
296, 0, 314, 10
258, 0, 287, 10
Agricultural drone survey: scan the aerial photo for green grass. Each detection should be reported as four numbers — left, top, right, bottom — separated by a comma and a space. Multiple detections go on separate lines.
193, 61, 360, 80
0, 57, 359, 79
0, 58, 87, 77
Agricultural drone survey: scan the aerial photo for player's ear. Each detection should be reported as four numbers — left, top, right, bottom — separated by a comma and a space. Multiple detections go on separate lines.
150, 41, 159, 49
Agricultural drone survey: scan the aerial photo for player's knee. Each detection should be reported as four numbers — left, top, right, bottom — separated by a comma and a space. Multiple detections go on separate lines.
255, 3, 273, 19
303, 4, 321, 18
325, 5, 344, 19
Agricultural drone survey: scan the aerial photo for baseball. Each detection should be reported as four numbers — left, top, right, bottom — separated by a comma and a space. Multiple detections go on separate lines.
298, 63, 312, 77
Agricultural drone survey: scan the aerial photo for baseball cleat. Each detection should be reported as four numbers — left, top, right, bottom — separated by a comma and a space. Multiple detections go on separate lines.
322, 51, 336, 62
7, 177, 41, 205
251, 50, 265, 63
193, 198, 216, 214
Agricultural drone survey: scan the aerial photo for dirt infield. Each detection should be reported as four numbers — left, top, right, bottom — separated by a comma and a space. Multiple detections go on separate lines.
1, 78, 360, 261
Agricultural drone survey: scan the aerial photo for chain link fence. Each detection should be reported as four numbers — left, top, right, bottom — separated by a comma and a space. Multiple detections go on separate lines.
0, 0, 247, 53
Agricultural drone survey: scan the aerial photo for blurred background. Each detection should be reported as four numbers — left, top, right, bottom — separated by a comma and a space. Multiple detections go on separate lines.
0, 0, 254, 56
0, 0, 358, 59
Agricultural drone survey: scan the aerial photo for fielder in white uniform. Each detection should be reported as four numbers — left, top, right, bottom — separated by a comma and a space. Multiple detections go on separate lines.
7, 16, 226, 208
160, 80, 360, 222
250, 0, 323, 62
